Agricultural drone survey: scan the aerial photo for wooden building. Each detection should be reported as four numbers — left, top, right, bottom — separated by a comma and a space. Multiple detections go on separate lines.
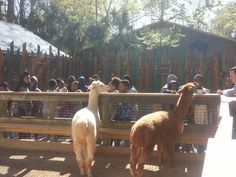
77, 21, 236, 92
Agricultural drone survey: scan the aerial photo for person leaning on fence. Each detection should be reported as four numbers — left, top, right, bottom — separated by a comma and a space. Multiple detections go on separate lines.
29, 76, 43, 117
11, 70, 33, 139
114, 79, 135, 121
122, 74, 137, 93
11, 70, 33, 117
88, 74, 100, 85
160, 74, 178, 93
77, 76, 89, 92
56, 78, 69, 117
42, 79, 58, 117
68, 81, 83, 117
217, 66, 236, 97
66, 75, 76, 92
193, 74, 211, 153
0, 82, 12, 117
0, 82, 12, 138
108, 77, 121, 120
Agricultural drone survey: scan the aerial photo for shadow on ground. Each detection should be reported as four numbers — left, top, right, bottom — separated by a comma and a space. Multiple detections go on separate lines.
0, 149, 202, 177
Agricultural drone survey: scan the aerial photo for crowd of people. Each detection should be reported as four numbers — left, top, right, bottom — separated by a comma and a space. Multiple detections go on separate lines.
0, 66, 235, 147
0, 66, 235, 121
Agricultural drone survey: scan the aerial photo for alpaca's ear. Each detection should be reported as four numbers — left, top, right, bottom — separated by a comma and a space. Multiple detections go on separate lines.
88, 81, 97, 90
178, 85, 190, 94
177, 85, 184, 93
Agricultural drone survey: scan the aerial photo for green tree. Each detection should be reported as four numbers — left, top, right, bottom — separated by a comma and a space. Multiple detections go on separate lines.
210, 2, 236, 38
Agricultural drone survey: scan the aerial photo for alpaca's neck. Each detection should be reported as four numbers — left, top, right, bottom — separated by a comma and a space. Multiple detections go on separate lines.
173, 94, 193, 119
87, 91, 99, 110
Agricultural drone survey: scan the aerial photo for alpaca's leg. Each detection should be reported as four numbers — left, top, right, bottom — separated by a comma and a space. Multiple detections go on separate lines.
129, 144, 139, 177
166, 143, 175, 167
157, 145, 165, 165
85, 136, 96, 177
73, 141, 86, 176
137, 147, 153, 177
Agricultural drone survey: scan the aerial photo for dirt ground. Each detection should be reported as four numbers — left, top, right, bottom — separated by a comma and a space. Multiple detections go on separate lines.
0, 148, 203, 177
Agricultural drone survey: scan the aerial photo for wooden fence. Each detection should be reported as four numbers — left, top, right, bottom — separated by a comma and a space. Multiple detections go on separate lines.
0, 42, 70, 91
0, 92, 221, 163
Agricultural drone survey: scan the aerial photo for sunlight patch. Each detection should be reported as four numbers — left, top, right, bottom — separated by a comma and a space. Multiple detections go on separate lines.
48, 157, 65, 162
14, 168, 27, 176
25, 170, 71, 177
0, 166, 9, 175
125, 164, 160, 172
185, 167, 188, 173
9, 155, 27, 160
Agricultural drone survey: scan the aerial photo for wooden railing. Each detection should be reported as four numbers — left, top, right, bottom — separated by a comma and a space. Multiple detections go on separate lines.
0, 92, 221, 162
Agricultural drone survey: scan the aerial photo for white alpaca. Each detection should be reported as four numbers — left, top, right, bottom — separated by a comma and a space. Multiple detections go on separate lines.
72, 81, 107, 177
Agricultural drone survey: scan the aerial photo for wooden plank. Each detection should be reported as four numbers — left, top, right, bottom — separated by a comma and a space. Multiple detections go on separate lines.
0, 117, 72, 126
0, 123, 70, 136
0, 137, 72, 152
0, 138, 204, 163
0, 92, 220, 105
0, 123, 216, 145
0, 92, 89, 102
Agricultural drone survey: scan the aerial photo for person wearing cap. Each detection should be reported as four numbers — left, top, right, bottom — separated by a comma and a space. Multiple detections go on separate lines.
0, 82, 10, 91
193, 74, 210, 94
77, 76, 88, 92
160, 74, 178, 93
217, 66, 236, 97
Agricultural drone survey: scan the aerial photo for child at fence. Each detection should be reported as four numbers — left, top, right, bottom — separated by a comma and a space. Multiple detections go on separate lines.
42, 79, 58, 118
29, 76, 42, 117
114, 79, 136, 146
193, 74, 210, 153
114, 79, 136, 121
66, 75, 76, 92
193, 74, 210, 125
56, 78, 69, 117
108, 77, 121, 121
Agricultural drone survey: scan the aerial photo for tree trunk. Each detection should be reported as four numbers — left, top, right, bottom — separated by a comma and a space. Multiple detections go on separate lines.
19, 0, 25, 25
7, 0, 15, 23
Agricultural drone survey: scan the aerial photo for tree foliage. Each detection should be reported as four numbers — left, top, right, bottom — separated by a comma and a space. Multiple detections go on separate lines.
210, 2, 236, 38
0, 0, 224, 56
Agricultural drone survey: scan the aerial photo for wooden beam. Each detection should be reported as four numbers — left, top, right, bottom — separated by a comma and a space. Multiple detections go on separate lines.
0, 138, 204, 163
0, 123, 216, 145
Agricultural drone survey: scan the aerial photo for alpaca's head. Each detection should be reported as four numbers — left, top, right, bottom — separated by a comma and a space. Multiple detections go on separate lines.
89, 80, 108, 93
177, 82, 198, 95
174, 82, 198, 113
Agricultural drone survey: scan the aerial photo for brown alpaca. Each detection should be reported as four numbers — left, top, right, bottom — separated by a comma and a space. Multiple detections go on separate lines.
129, 82, 197, 177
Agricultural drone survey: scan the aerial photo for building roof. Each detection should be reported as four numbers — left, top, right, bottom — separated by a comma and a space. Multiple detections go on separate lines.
0, 20, 68, 56
141, 21, 236, 44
